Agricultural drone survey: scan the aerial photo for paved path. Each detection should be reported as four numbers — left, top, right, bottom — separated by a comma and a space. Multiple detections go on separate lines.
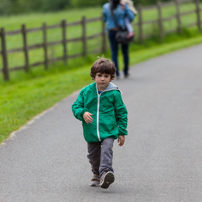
1, 45, 202, 202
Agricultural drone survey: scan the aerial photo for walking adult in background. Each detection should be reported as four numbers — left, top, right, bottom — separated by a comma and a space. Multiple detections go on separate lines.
103, 0, 135, 78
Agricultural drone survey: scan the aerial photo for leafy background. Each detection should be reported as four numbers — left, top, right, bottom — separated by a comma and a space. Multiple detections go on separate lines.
0, 0, 178, 15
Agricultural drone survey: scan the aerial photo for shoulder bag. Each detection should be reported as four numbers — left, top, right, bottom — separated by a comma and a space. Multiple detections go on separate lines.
110, 7, 133, 44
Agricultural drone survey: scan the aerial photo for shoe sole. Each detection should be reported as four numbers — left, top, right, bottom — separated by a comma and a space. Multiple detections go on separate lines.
100, 172, 115, 189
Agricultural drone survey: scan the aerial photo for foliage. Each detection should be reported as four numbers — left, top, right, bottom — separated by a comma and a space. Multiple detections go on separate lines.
0, 0, 71, 15
0, 0, 185, 15
70, 0, 106, 8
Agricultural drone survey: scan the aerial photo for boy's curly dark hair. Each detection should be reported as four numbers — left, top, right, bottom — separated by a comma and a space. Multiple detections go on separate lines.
90, 57, 116, 80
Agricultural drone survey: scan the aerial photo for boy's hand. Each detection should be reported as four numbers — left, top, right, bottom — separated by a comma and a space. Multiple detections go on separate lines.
83, 112, 93, 124
118, 135, 125, 146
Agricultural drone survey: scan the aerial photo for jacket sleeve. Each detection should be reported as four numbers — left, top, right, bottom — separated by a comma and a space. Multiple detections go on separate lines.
114, 91, 128, 136
72, 89, 88, 121
125, 4, 135, 22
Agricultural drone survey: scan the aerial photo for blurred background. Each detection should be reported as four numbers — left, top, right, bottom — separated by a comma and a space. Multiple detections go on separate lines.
0, 0, 201, 143
0, 0, 175, 15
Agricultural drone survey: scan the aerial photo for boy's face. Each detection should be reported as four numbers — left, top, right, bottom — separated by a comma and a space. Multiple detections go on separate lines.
95, 72, 112, 91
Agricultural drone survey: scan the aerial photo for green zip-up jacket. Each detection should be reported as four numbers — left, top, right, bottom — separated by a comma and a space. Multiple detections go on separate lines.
72, 82, 128, 143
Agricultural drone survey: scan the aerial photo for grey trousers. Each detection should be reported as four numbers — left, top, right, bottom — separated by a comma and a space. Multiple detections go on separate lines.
87, 137, 114, 177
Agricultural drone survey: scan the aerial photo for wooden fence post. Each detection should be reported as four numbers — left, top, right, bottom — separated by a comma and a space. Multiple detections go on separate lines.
157, 1, 164, 42
61, 19, 67, 65
0, 28, 9, 81
137, 4, 143, 44
21, 24, 29, 72
195, 0, 201, 31
175, 0, 182, 35
102, 18, 107, 53
82, 16, 87, 57
42, 23, 48, 70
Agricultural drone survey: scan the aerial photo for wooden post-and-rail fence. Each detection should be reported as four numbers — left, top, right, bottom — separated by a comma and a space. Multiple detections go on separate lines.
136, 0, 201, 44
0, 16, 107, 81
0, 0, 202, 81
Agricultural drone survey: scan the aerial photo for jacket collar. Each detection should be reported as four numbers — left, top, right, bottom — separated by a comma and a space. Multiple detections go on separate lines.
104, 82, 118, 91
94, 82, 120, 94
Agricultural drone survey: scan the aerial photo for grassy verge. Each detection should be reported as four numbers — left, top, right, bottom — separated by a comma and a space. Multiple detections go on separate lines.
130, 33, 202, 64
1, 33, 202, 143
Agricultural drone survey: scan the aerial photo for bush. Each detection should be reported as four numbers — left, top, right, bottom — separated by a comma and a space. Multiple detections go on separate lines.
0, 0, 71, 15
1, 0, 195, 15
0, 0, 14, 15
70, 0, 106, 8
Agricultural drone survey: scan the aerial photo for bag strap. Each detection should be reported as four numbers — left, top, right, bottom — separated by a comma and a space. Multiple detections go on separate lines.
110, 4, 126, 30
110, 5, 119, 28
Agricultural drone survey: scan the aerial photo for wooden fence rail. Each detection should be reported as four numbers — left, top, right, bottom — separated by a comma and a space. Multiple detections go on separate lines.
0, 0, 201, 81
135, 0, 202, 43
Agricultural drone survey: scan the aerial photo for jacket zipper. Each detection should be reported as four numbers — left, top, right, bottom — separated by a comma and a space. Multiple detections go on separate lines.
97, 94, 101, 141
96, 86, 119, 142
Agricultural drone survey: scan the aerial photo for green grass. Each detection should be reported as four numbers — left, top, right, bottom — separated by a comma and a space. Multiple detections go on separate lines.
0, 8, 102, 30
0, 66, 92, 143
1, 32, 202, 143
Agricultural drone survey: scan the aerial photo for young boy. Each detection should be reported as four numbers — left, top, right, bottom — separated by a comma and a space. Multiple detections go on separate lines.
72, 57, 128, 189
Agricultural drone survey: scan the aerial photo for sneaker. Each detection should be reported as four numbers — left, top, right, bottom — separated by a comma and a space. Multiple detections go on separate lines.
89, 174, 100, 187
124, 73, 130, 78
100, 171, 115, 189
116, 75, 120, 80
